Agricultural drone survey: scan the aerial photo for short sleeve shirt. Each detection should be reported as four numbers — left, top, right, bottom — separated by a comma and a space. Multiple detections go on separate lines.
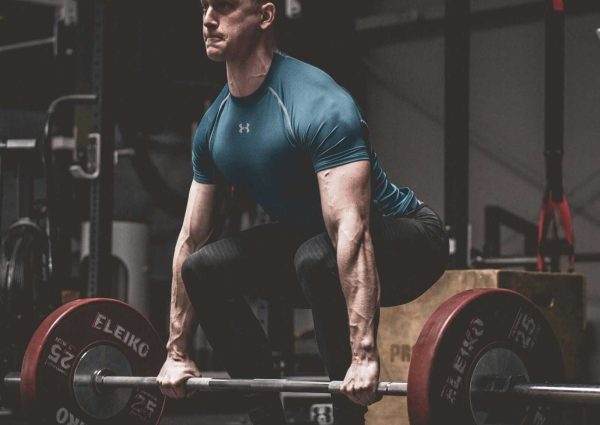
192, 53, 418, 234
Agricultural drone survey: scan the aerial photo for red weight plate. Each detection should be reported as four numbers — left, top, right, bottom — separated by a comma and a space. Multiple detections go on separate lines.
21, 298, 166, 425
407, 288, 564, 425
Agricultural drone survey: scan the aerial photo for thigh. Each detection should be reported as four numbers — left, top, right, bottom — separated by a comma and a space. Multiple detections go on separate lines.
186, 222, 307, 302
372, 205, 449, 306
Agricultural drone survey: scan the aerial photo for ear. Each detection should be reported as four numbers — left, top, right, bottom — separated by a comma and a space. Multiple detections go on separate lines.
259, 2, 276, 29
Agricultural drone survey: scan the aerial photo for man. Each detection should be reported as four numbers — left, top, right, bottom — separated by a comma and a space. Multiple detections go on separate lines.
157, 0, 448, 424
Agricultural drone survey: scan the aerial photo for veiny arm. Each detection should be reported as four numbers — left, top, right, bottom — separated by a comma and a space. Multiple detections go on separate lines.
317, 160, 381, 406
159, 181, 218, 398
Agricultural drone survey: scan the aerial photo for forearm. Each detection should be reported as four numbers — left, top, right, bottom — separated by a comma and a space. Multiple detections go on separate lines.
165, 236, 200, 358
165, 182, 216, 358
336, 227, 381, 361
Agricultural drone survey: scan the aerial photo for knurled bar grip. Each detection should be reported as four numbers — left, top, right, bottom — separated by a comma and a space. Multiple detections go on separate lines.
85, 376, 600, 403
93, 376, 409, 395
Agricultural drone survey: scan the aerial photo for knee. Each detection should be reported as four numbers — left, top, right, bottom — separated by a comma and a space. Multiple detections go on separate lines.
181, 253, 201, 296
294, 235, 337, 294
181, 247, 218, 296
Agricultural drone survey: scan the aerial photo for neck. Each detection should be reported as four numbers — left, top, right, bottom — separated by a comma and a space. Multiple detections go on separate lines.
226, 42, 274, 97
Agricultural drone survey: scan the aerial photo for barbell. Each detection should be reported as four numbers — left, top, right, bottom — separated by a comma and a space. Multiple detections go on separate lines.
0, 288, 598, 425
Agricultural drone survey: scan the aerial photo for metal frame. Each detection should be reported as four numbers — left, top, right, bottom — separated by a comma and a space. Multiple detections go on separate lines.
444, 0, 470, 268
85, 0, 115, 297
483, 206, 538, 260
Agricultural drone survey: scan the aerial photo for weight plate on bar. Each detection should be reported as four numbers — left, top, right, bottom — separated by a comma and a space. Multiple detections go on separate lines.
407, 288, 564, 425
469, 347, 530, 425
72, 344, 133, 419
21, 298, 166, 425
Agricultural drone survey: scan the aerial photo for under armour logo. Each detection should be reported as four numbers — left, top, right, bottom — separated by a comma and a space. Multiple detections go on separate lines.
239, 123, 251, 134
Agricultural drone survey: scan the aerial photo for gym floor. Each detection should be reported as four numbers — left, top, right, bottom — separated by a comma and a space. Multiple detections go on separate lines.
1, 413, 252, 425
150, 413, 251, 425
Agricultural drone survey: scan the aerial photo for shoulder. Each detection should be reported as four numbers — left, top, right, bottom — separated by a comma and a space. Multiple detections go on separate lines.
275, 54, 357, 104
275, 53, 334, 84
273, 53, 362, 121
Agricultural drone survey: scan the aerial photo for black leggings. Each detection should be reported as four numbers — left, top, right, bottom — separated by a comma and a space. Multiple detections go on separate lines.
181, 205, 448, 425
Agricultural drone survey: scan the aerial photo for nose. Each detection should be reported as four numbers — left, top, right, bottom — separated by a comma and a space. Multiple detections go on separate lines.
203, 6, 218, 29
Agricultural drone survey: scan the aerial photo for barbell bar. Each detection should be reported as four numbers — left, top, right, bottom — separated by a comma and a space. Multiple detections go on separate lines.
0, 289, 597, 425
5, 371, 600, 402
470, 252, 600, 268
509, 383, 600, 405
3, 372, 408, 395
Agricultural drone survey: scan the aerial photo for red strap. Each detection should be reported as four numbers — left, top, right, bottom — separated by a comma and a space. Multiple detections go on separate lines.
557, 195, 575, 270
537, 192, 575, 271
553, 0, 564, 12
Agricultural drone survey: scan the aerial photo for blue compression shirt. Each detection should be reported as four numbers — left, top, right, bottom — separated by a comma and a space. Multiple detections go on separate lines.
192, 52, 419, 234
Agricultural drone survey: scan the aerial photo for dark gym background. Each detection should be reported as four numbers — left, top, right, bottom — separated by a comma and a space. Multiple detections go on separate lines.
1, 0, 600, 423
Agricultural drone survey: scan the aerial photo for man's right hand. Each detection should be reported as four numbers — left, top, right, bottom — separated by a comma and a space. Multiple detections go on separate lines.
157, 354, 201, 399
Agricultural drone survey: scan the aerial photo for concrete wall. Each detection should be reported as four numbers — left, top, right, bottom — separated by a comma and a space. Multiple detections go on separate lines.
363, 10, 600, 377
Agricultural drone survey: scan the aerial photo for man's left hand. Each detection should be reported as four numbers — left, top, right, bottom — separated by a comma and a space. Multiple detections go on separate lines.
340, 357, 382, 406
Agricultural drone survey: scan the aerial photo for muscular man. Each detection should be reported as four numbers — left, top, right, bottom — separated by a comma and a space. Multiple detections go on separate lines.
157, 1, 448, 424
